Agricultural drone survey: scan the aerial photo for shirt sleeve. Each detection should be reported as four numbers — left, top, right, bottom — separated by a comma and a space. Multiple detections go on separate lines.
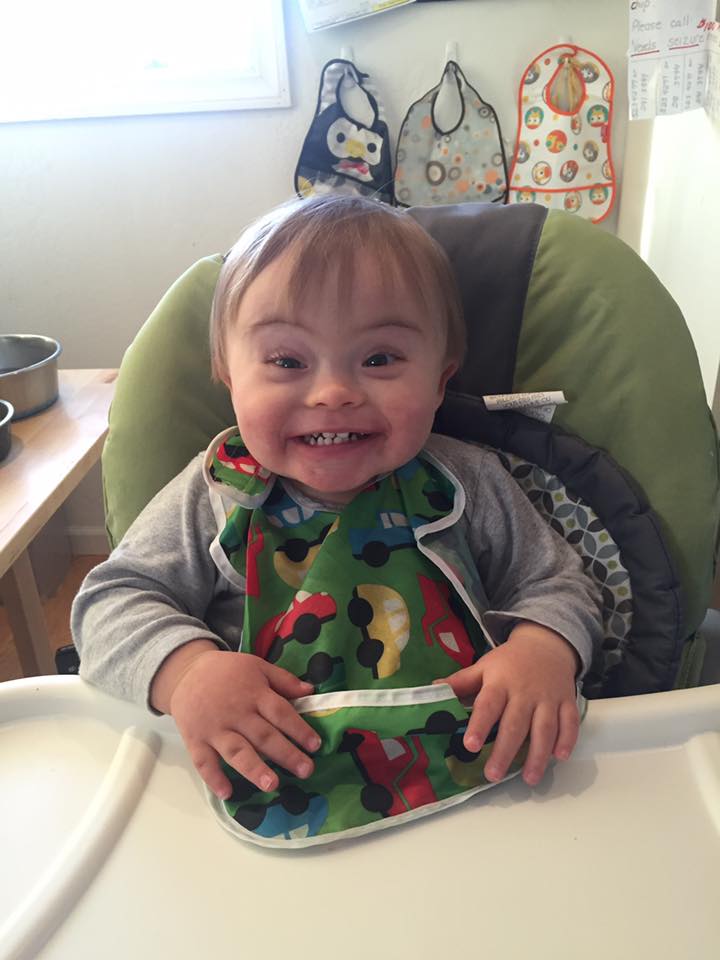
426, 435, 604, 678
71, 455, 243, 710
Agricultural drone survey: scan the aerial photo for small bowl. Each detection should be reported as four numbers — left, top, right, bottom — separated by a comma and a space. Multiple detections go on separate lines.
0, 335, 62, 419
0, 398, 14, 462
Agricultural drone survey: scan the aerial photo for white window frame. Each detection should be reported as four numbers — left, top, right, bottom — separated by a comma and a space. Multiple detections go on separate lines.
0, 0, 290, 124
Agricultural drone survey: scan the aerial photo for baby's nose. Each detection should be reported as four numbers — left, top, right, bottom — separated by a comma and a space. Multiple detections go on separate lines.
307, 371, 364, 408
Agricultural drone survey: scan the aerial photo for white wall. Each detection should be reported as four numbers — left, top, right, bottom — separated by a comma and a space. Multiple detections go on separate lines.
619, 109, 720, 408
1, 0, 631, 548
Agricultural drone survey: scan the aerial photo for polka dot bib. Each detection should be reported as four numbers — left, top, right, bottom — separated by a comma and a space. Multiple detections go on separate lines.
394, 60, 508, 208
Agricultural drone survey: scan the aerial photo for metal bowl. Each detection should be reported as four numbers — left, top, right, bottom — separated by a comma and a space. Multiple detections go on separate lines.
0, 398, 13, 462
0, 335, 62, 419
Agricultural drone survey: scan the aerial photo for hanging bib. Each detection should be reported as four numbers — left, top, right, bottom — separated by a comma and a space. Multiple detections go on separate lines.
295, 58, 394, 204
394, 60, 508, 208
507, 44, 616, 223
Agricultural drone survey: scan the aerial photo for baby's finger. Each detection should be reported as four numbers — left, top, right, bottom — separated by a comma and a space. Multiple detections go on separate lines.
218, 731, 281, 793
522, 703, 558, 786
187, 741, 233, 800
484, 700, 533, 783
242, 717, 316, 781
261, 660, 315, 700
258, 690, 322, 754
436, 663, 484, 702
464, 683, 507, 752
553, 699, 580, 761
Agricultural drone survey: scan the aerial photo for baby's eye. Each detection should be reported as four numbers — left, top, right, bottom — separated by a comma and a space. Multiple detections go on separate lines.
363, 353, 397, 367
268, 355, 304, 369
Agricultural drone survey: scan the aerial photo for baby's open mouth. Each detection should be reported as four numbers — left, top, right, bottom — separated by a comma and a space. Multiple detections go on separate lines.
299, 431, 370, 446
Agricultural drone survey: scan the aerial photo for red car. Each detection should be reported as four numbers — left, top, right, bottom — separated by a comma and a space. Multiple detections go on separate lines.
418, 575, 476, 669
216, 439, 272, 484
254, 590, 337, 663
339, 727, 437, 817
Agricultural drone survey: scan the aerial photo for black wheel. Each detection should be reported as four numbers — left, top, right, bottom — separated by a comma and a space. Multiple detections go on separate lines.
424, 710, 459, 735
305, 651, 333, 683
230, 775, 258, 803
338, 730, 365, 753
424, 489, 453, 512
265, 636, 285, 664
282, 538, 309, 562
293, 613, 322, 644
233, 804, 267, 831
361, 541, 390, 567
447, 732, 478, 763
279, 784, 310, 816
356, 637, 384, 669
347, 595, 373, 628
360, 783, 394, 815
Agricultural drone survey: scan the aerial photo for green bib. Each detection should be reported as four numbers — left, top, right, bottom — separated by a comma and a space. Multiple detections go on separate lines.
206, 432, 528, 847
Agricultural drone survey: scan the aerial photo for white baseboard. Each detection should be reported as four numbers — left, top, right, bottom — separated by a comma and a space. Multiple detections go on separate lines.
67, 525, 111, 556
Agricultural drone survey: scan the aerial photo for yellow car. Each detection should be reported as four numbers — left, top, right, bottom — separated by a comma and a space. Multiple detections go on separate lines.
348, 584, 410, 679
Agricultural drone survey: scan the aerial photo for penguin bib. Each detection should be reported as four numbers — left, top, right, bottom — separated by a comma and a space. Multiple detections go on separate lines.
295, 58, 393, 204
508, 44, 616, 223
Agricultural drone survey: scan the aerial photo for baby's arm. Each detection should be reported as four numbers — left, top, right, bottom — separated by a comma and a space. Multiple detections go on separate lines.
434, 442, 603, 785
71, 456, 320, 798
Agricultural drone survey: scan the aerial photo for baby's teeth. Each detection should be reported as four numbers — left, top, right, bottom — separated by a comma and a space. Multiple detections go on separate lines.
302, 431, 364, 445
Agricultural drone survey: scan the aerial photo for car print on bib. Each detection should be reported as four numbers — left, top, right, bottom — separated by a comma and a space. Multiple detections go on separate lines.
255, 591, 337, 663
348, 584, 410, 680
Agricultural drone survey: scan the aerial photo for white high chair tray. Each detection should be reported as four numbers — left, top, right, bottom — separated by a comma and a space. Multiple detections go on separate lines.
1, 676, 719, 960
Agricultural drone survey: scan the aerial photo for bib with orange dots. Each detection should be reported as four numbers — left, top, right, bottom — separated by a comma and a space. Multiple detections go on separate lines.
508, 44, 616, 223
295, 58, 394, 204
394, 60, 508, 208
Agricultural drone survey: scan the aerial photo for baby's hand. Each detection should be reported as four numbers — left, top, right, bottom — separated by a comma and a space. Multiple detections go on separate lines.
151, 641, 320, 800
436, 622, 580, 787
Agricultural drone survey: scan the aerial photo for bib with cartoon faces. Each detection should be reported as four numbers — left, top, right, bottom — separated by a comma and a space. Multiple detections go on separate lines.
508, 44, 616, 223
204, 433, 537, 848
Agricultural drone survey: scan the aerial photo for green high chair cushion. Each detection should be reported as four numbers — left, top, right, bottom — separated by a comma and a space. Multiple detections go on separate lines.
102, 206, 719, 662
103, 254, 231, 547
518, 211, 719, 638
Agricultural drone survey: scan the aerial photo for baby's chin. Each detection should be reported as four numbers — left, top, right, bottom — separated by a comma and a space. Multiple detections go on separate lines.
288, 477, 374, 506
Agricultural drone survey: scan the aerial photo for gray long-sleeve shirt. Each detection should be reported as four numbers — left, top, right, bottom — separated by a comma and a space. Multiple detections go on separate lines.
71, 433, 603, 708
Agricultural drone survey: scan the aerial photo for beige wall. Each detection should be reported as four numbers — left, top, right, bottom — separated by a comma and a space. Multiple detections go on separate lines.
1, 0, 631, 547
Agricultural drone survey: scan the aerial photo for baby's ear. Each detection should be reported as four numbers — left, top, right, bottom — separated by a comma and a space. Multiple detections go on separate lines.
437, 362, 458, 400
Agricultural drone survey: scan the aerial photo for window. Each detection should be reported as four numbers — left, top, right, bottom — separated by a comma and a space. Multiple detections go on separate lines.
0, 0, 289, 124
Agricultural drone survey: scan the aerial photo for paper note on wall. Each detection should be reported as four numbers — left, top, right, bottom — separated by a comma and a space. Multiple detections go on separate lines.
706, 24, 720, 128
299, 0, 415, 32
628, 0, 716, 118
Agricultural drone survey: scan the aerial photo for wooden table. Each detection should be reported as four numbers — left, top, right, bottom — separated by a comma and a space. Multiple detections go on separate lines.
0, 369, 117, 676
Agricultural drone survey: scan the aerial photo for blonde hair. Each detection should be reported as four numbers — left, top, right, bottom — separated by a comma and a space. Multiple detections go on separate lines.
209, 194, 466, 382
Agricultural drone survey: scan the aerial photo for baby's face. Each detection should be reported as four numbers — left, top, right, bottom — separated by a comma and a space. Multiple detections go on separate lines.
223, 249, 456, 504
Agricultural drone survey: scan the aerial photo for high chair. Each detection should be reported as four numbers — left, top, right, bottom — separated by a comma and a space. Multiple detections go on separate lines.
1, 202, 719, 959
102, 200, 720, 697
